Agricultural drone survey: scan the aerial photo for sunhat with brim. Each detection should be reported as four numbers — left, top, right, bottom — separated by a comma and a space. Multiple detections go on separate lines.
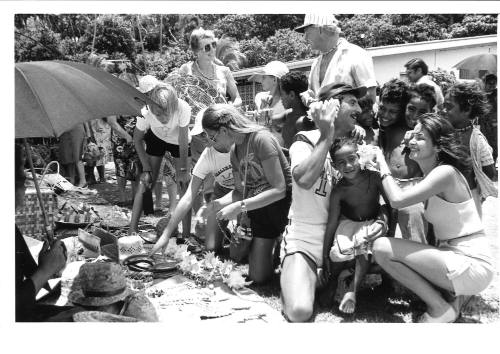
68, 262, 131, 307
294, 13, 339, 33
189, 108, 206, 137
137, 75, 159, 93
318, 83, 367, 102
73, 311, 139, 322
248, 61, 289, 82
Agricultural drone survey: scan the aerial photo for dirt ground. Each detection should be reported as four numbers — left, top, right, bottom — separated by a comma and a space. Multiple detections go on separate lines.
92, 163, 499, 323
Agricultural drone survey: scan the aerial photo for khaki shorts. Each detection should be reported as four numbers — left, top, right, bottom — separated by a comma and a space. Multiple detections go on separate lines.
441, 250, 494, 296
439, 234, 494, 296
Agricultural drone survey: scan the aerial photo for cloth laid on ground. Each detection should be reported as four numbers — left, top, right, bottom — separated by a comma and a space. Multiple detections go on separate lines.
145, 274, 284, 323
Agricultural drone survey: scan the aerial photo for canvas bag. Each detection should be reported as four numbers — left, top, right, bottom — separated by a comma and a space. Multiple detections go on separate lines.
36, 160, 74, 193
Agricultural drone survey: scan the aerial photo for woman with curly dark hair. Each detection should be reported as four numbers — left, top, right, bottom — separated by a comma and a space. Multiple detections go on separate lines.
372, 113, 494, 323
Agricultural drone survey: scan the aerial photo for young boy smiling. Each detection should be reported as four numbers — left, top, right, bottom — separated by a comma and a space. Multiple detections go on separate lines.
323, 138, 389, 314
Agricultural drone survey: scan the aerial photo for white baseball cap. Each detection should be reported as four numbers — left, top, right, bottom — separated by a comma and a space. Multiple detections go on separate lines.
137, 75, 159, 93
248, 61, 289, 82
294, 14, 339, 33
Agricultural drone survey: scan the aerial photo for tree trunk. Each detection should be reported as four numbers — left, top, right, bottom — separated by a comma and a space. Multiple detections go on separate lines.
159, 15, 163, 54
91, 14, 97, 53
137, 15, 147, 72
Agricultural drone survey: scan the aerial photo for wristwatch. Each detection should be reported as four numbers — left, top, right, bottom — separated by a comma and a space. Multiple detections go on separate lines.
179, 167, 188, 172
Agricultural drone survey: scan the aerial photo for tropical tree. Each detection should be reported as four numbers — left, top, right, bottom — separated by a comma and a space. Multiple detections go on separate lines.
215, 36, 248, 70
15, 16, 62, 62
264, 28, 312, 62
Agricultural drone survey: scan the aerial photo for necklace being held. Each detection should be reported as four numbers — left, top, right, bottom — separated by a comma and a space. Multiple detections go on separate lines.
194, 60, 215, 80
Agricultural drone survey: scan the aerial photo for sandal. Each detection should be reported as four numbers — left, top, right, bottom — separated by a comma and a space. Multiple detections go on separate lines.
417, 304, 458, 323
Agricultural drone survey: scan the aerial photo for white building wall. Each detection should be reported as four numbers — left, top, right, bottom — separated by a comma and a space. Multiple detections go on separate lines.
371, 42, 497, 84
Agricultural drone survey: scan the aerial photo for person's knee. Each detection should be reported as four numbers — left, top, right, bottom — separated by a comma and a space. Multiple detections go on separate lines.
284, 301, 313, 323
372, 237, 392, 264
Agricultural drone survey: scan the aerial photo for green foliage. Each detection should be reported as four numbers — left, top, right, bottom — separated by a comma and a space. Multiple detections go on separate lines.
212, 14, 256, 41
135, 44, 194, 80
264, 28, 313, 62
342, 14, 449, 48
216, 37, 248, 70
428, 68, 457, 96
239, 37, 268, 67
80, 15, 136, 59
449, 15, 498, 38
14, 13, 498, 72
251, 15, 304, 40
15, 16, 62, 62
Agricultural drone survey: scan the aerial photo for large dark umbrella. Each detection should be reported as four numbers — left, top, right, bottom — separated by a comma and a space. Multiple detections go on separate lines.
453, 53, 497, 75
15, 60, 157, 242
16, 60, 157, 138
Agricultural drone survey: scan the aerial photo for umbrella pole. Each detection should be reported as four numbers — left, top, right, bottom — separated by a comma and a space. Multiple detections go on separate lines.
23, 139, 55, 244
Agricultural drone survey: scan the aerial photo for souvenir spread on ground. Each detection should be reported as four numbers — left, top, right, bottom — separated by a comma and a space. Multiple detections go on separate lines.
23, 171, 284, 323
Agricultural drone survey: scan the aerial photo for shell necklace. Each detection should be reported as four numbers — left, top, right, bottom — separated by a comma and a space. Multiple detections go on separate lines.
194, 60, 216, 81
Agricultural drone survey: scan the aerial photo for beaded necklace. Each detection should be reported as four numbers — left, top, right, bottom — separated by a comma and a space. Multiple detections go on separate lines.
194, 60, 215, 81
455, 122, 473, 133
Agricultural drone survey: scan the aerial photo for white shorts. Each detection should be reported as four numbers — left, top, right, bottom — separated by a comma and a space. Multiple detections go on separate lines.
280, 221, 326, 268
329, 217, 374, 263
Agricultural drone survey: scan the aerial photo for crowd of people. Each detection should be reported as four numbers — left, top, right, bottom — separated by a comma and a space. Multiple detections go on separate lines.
15, 14, 497, 323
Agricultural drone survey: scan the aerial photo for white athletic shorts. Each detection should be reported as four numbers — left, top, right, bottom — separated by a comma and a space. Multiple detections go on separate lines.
280, 221, 326, 268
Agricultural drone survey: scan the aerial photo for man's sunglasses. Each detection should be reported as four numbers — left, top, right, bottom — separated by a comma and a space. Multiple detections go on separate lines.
203, 41, 217, 53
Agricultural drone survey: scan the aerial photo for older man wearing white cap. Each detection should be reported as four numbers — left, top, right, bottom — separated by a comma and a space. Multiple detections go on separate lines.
295, 14, 377, 107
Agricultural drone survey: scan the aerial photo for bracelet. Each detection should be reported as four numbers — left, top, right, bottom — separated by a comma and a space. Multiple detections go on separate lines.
380, 171, 393, 180
240, 200, 247, 214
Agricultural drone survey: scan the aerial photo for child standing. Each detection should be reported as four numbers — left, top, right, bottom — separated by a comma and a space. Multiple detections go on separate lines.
323, 138, 390, 314
356, 96, 378, 146
442, 81, 497, 216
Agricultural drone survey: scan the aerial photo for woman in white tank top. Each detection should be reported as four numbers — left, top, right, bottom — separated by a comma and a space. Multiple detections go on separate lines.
372, 113, 494, 323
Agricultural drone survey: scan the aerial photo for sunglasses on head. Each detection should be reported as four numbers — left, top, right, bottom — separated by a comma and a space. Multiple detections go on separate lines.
203, 41, 217, 53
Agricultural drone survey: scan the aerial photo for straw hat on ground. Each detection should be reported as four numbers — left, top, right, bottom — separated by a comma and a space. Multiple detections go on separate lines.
69, 262, 131, 307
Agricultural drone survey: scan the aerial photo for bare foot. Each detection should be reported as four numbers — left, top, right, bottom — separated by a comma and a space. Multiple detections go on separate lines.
339, 291, 356, 314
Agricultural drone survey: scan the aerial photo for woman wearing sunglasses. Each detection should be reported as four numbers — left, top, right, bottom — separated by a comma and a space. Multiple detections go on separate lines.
200, 104, 292, 284
372, 113, 494, 322
179, 28, 242, 107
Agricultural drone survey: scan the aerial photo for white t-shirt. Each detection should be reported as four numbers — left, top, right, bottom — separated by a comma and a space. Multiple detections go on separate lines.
308, 38, 377, 97
135, 99, 191, 145
192, 147, 234, 190
288, 130, 337, 225
254, 91, 286, 118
